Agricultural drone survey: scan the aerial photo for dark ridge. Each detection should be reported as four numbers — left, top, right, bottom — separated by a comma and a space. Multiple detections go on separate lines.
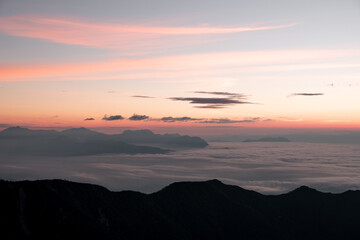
1, 179, 360, 240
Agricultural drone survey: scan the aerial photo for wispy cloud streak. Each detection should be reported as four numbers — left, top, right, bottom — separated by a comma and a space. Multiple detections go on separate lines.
289, 93, 324, 97
0, 49, 357, 81
194, 91, 246, 98
132, 95, 155, 99
0, 16, 299, 50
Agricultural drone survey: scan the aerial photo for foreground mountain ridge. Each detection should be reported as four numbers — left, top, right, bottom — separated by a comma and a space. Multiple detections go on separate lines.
1, 179, 360, 240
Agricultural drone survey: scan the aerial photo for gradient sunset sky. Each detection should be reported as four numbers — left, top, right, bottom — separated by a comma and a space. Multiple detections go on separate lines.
1, 0, 360, 134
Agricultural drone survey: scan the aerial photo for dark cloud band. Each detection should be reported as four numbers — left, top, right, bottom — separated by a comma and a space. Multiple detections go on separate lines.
132, 95, 154, 99
169, 97, 252, 108
129, 114, 149, 121
102, 115, 124, 121
199, 118, 260, 124
161, 116, 202, 122
290, 93, 324, 97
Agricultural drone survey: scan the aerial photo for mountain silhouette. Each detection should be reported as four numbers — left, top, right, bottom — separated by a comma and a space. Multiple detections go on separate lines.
1, 179, 360, 240
0, 127, 208, 156
113, 129, 208, 148
0, 126, 58, 137
60, 127, 104, 138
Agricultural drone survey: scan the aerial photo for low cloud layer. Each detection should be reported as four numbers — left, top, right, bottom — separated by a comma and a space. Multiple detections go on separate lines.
128, 114, 149, 121
84, 118, 95, 121
1, 142, 359, 194
102, 115, 124, 121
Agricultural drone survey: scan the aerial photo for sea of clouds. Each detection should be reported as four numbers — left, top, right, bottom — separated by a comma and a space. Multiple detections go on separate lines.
1, 142, 360, 194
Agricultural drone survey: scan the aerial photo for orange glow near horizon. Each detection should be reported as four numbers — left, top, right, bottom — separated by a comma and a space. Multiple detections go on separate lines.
2, 114, 360, 131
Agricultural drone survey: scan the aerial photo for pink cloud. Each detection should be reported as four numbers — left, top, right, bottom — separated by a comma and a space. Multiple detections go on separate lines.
0, 49, 358, 82
0, 15, 299, 52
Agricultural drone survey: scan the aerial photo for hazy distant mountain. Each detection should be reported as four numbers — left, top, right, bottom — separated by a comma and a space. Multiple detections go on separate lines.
207, 131, 360, 145
243, 137, 290, 142
0, 127, 168, 156
0, 126, 58, 137
113, 129, 208, 148
0, 127, 207, 156
60, 127, 104, 137
1, 179, 360, 240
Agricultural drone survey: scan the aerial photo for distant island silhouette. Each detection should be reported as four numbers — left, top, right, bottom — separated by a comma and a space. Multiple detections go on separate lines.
0, 127, 208, 156
243, 137, 290, 142
1, 179, 360, 240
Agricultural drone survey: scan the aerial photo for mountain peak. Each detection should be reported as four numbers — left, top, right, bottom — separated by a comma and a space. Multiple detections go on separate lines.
1, 126, 30, 133
61, 127, 101, 136
290, 185, 319, 195
205, 179, 224, 185
0, 126, 56, 136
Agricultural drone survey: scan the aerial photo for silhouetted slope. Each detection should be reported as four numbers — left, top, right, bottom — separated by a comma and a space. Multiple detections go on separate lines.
1, 179, 360, 240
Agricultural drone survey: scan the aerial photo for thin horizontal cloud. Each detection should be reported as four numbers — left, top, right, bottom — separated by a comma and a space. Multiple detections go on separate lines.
169, 96, 252, 109
128, 114, 149, 121
170, 97, 247, 104
194, 91, 245, 98
84, 118, 95, 121
160, 117, 202, 122
200, 118, 260, 124
132, 95, 155, 99
102, 115, 124, 121
195, 105, 227, 109
1, 49, 358, 81
325, 119, 352, 123
0, 15, 299, 51
278, 117, 303, 122
289, 93, 324, 97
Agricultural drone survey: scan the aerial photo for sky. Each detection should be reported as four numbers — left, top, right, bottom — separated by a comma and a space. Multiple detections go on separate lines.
1, 0, 360, 135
